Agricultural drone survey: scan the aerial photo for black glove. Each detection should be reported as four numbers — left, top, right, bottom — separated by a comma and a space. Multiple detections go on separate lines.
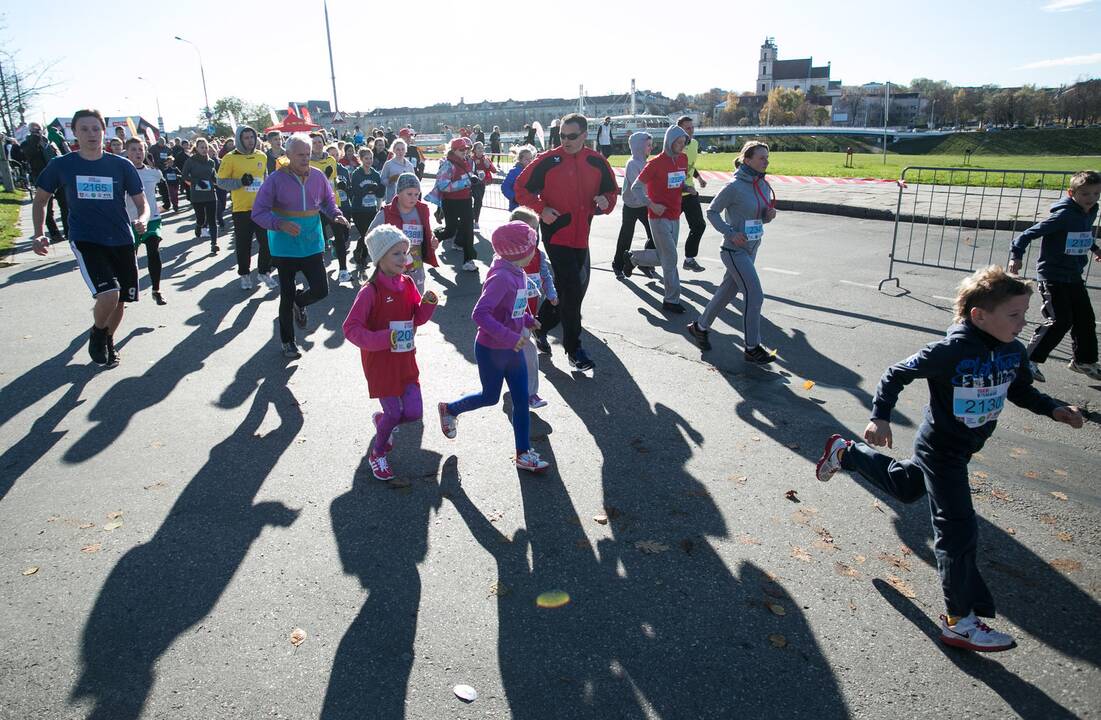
336, 178, 348, 191
240, 173, 253, 188
324, 165, 334, 178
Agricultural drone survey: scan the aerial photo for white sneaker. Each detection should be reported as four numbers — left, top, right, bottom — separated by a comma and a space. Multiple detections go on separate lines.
815, 433, 849, 482
337, 269, 351, 283
1030, 361, 1046, 382
516, 449, 550, 472
1068, 360, 1101, 380
259, 272, 278, 290
940, 613, 1016, 652
240, 275, 254, 290
462, 260, 477, 272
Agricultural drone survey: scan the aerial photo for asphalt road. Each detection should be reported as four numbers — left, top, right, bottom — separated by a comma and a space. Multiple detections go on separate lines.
1, 198, 1098, 719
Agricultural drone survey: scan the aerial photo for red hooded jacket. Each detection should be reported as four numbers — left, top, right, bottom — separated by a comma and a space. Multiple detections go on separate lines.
514, 146, 618, 249
383, 200, 438, 268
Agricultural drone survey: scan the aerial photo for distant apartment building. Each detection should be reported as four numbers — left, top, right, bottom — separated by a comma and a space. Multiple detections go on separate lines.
281, 93, 673, 134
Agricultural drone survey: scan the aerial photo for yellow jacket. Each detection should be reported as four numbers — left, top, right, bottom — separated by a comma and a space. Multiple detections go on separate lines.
217, 151, 268, 212
310, 155, 339, 191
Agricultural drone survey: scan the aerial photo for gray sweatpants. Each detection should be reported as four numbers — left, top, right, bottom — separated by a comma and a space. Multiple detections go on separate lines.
523, 337, 538, 397
697, 243, 763, 348
630, 217, 680, 302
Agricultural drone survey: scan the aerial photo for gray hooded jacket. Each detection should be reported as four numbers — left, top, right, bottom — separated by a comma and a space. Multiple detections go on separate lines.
706, 164, 775, 250
629, 125, 690, 210
621, 131, 651, 208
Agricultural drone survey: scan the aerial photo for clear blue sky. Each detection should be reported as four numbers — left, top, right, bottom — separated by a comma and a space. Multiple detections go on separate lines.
5, 0, 1100, 129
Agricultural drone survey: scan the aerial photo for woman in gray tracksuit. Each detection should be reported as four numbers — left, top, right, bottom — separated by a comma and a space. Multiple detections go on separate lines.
687, 141, 777, 363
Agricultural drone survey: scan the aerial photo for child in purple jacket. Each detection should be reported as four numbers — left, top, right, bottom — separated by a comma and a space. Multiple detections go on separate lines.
437, 221, 551, 472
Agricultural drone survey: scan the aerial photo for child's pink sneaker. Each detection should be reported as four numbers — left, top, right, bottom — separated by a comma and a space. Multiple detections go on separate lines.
369, 450, 394, 481
515, 449, 549, 472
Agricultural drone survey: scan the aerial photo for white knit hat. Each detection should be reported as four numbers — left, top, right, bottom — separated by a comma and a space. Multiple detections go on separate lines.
366, 224, 409, 263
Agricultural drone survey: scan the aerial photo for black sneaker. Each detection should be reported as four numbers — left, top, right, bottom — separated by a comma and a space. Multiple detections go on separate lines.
614, 268, 625, 280
282, 342, 302, 359
210, 243, 219, 254
682, 257, 704, 272
152, 291, 167, 306
293, 303, 308, 328
534, 331, 552, 354
687, 321, 711, 350
568, 347, 595, 371
639, 264, 657, 279
106, 334, 120, 367
744, 345, 774, 364
88, 326, 108, 365
662, 301, 686, 314
622, 252, 635, 277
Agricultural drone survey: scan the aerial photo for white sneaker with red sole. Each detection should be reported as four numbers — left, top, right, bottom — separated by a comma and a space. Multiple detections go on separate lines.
815, 433, 850, 482
939, 613, 1016, 652
438, 402, 457, 439
515, 449, 549, 472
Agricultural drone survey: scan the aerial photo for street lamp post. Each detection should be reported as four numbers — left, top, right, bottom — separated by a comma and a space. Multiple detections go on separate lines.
174, 36, 212, 131
137, 76, 164, 134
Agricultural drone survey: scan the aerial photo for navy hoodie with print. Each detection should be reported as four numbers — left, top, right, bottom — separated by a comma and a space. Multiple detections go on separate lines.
1010, 196, 1099, 283
871, 321, 1061, 456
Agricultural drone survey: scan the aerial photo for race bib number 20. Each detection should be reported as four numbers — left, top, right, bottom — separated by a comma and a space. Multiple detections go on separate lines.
76, 175, 114, 200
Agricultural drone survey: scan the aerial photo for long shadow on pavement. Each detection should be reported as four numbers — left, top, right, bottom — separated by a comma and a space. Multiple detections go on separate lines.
70, 367, 302, 720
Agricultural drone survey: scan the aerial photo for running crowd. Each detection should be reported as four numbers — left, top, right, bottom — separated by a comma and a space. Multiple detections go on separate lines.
25, 107, 1101, 654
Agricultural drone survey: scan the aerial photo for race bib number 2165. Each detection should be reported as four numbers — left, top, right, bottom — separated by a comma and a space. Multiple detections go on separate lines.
76, 175, 114, 200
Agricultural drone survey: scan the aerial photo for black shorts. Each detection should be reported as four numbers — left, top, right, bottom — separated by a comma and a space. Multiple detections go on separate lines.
71, 241, 139, 302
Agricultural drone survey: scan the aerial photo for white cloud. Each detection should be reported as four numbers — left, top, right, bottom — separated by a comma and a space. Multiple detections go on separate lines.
1019, 52, 1101, 69
1042, 0, 1093, 11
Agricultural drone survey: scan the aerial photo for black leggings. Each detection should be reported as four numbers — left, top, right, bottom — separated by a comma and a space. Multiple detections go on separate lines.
614, 205, 653, 272
472, 182, 486, 224
193, 201, 218, 242
537, 243, 590, 354
442, 197, 475, 262
233, 211, 271, 276
331, 220, 349, 270
681, 192, 707, 259
273, 253, 328, 343
351, 210, 378, 264
141, 235, 163, 292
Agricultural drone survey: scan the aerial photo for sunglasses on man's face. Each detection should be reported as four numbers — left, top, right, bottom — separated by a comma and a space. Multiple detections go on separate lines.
560, 131, 584, 141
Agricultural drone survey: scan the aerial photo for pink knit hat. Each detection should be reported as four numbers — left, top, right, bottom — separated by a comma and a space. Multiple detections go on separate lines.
491, 221, 538, 262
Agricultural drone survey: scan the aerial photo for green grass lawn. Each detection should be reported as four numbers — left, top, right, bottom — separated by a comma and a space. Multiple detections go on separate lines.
0, 190, 26, 255
607, 152, 1101, 189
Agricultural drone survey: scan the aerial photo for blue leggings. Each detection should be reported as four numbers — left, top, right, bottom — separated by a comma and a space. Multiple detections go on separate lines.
447, 342, 530, 453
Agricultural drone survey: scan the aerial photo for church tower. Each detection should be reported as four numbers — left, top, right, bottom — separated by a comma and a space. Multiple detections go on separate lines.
758, 37, 777, 94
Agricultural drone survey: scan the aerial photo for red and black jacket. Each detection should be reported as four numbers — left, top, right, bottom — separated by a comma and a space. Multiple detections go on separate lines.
514, 146, 618, 249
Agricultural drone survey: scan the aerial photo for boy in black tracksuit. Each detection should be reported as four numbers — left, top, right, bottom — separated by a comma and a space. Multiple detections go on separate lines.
1009, 170, 1101, 381
815, 266, 1084, 652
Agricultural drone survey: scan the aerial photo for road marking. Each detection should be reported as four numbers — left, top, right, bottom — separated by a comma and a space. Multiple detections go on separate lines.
761, 267, 801, 275
839, 279, 878, 289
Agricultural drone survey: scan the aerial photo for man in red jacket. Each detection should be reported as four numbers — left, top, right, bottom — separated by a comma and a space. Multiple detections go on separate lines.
515, 113, 618, 371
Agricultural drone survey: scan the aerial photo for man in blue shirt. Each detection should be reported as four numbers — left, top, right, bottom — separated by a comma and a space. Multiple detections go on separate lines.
32, 108, 149, 367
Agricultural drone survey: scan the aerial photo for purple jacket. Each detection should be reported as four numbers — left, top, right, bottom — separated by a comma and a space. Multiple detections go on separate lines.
251, 166, 343, 230
473, 258, 535, 350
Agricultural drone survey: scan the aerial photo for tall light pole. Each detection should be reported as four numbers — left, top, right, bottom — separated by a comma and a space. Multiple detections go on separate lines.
137, 76, 164, 134
175, 36, 211, 131
882, 80, 890, 165
323, 0, 339, 112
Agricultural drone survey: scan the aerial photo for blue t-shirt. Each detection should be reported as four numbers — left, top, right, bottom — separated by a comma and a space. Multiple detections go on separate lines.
36, 152, 143, 246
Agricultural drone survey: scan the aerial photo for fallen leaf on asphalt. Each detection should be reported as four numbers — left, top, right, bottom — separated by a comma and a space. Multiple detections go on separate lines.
453, 684, 478, 702
81, 544, 101, 554
878, 553, 912, 572
787, 443, 800, 450
784, 489, 800, 502
854, 554, 866, 564
803, 380, 815, 390
536, 590, 571, 608
872, 501, 884, 514
991, 489, 1012, 501
592, 513, 608, 525
79, 523, 95, 529
814, 527, 835, 547
1053, 469, 1068, 477
835, 562, 860, 578
22, 566, 39, 576
762, 583, 785, 599
750, 436, 761, 442
1057, 532, 1073, 542
143, 481, 166, 491
886, 575, 916, 598
289, 628, 307, 647
149, 440, 164, 449
849, 600, 857, 612
768, 634, 787, 648
738, 534, 762, 546
729, 475, 748, 485
767, 602, 786, 616
1051, 491, 1068, 501
1050, 559, 1082, 573
899, 544, 912, 556
489, 581, 511, 597
972, 471, 988, 480
1007, 527, 1017, 535
1009, 447, 1027, 458
103, 521, 123, 532
106, 511, 123, 520
1023, 471, 1039, 480
1040, 514, 1058, 525
635, 540, 670, 554
791, 546, 812, 563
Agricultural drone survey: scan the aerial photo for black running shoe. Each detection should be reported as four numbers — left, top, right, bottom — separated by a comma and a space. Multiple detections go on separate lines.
152, 291, 167, 306
639, 265, 657, 279
568, 348, 595, 371
88, 326, 108, 365
622, 252, 635, 277
534, 331, 551, 354
744, 345, 774, 364
293, 303, 308, 328
106, 334, 120, 367
662, 301, 686, 314
687, 321, 711, 350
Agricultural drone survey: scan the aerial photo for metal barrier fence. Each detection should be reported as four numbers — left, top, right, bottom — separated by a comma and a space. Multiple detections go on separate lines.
879, 167, 1099, 291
